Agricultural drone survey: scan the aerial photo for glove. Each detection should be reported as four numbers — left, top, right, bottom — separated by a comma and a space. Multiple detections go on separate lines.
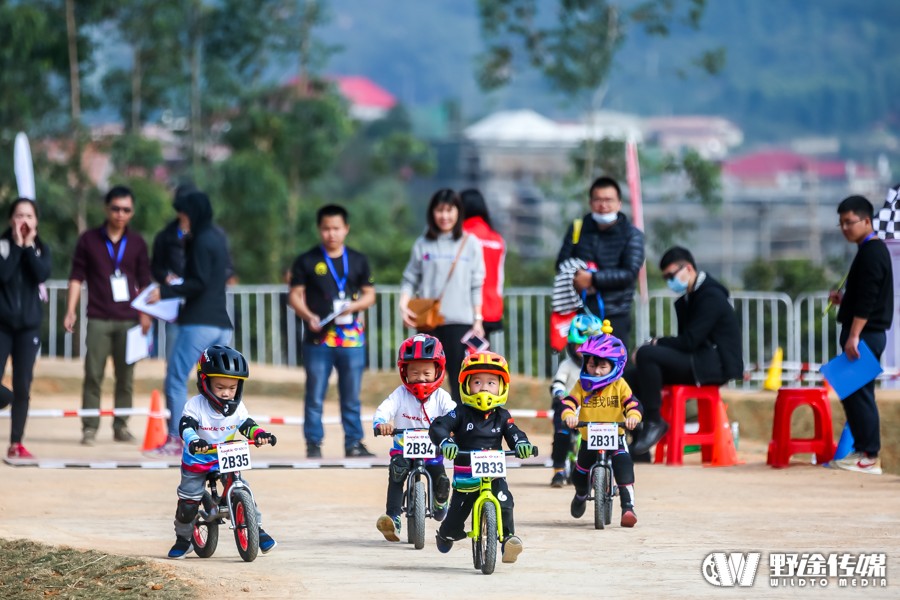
515, 441, 534, 459
441, 439, 459, 461
188, 438, 209, 455
254, 432, 277, 447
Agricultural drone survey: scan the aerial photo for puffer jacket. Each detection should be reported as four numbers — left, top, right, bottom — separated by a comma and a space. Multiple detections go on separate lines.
555, 213, 645, 318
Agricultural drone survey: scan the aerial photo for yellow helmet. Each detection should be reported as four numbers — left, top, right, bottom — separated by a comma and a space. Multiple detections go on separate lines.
458, 352, 510, 412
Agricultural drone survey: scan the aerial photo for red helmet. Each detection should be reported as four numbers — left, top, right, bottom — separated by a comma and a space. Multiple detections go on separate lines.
397, 334, 446, 401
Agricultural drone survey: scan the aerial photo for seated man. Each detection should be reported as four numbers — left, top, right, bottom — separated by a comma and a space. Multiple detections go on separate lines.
627, 247, 744, 456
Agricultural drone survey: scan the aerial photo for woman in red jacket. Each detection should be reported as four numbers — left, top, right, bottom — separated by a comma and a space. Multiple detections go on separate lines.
461, 189, 506, 335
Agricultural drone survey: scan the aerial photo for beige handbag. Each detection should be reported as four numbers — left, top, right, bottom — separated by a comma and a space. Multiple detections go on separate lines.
408, 235, 468, 331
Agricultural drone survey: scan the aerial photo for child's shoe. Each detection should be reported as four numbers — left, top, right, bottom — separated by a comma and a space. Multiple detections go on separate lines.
376, 514, 401, 542
620, 506, 637, 528
550, 470, 567, 488
167, 536, 193, 559
259, 528, 277, 553
501, 535, 523, 563
432, 502, 448, 522
435, 532, 454, 553
570, 494, 587, 519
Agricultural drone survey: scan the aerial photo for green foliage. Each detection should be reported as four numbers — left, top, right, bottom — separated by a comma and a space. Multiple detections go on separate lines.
742, 258, 830, 297
109, 134, 163, 175
680, 148, 722, 211
504, 251, 555, 286
370, 132, 436, 180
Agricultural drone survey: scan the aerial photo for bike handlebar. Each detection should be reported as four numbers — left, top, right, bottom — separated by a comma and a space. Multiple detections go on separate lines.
575, 421, 626, 427
456, 447, 540, 458
374, 427, 429, 437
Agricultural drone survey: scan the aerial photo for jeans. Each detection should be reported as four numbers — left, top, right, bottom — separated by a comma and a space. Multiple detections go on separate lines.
164, 325, 233, 437
302, 344, 366, 449
82, 319, 136, 433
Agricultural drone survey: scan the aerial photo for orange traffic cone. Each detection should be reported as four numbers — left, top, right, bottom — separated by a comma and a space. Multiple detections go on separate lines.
705, 402, 744, 467
142, 389, 168, 452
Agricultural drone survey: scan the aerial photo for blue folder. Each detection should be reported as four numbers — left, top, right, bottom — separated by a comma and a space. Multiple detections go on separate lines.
819, 340, 883, 400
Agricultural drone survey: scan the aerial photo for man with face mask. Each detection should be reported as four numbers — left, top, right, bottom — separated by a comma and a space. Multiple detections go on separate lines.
626, 246, 744, 456
556, 177, 645, 348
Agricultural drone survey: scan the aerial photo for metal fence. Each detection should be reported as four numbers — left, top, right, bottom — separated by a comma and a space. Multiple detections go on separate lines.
38, 281, 897, 387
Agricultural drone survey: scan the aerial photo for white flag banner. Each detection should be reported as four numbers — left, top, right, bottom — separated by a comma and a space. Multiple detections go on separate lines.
14, 132, 35, 201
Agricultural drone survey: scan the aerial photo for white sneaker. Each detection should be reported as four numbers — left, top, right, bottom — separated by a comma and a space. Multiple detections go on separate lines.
145, 435, 183, 457
836, 454, 882, 475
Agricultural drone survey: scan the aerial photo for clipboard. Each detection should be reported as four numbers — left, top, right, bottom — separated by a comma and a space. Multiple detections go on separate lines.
819, 340, 883, 400
131, 283, 181, 323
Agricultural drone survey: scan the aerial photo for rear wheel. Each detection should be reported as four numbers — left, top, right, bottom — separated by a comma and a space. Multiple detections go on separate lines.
231, 489, 259, 562
192, 492, 219, 558
593, 467, 607, 530
411, 480, 426, 550
479, 502, 498, 575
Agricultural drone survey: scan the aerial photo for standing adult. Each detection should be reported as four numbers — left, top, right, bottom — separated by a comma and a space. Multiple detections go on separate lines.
830, 196, 893, 475
289, 204, 377, 458
626, 247, 744, 456
461, 188, 506, 335
0, 198, 51, 458
556, 176, 644, 348
400, 188, 485, 404
145, 191, 234, 456
64, 185, 152, 446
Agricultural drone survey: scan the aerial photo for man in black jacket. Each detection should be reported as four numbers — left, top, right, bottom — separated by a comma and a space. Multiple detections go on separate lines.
556, 176, 644, 348
627, 247, 744, 456
831, 196, 893, 475
145, 191, 233, 455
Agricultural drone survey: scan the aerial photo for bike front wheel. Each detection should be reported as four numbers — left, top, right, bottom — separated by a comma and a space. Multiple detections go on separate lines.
410, 480, 426, 550
231, 489, 260, 562
192, 492, 219, 558
593, 467, 608, 530
479, 502, 498, 575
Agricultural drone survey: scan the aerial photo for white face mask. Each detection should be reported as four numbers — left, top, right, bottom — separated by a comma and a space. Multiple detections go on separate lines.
592, 212, 617, 225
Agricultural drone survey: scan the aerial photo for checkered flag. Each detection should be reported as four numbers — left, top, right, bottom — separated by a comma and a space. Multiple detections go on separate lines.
874, 183, 900, 239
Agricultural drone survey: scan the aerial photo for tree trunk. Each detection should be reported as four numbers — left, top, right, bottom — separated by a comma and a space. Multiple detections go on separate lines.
190, 17, 202, 170
65, 0, 80, 123
131, 48, 142, 132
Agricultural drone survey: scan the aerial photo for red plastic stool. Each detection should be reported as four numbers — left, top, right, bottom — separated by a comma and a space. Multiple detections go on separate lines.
653, 385, 723, 466
766, 387, 835, 468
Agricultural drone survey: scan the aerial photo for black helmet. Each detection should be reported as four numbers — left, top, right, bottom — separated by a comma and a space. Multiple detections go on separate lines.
196, 345, 249, 416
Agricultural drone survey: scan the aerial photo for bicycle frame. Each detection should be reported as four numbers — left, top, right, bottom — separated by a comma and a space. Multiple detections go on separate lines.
206, 471, 258, 528
468, 476, 506, 544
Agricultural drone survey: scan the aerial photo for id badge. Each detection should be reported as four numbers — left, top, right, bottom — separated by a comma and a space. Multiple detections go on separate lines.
333, 299, 352, 325
110, 272, 130, 302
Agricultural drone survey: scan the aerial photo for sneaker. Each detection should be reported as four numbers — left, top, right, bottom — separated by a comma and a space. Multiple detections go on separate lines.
550, 471, 567, 488
620, 507, 638, 528
146, 435, 183, 457
501, 535, 523, 563
376, 514, 401, 542
570, 494, 586, 519
167, 536, 193, 559
435, 532, 454, 554
307, 443, 322, 459
259, 528, 277, 553
345, 442, 374, 458
836, 453, 882, 475
81, 429, 97, 447
7, 443, 34, 459
432, 502, 448, 522
113, 427, 136, 443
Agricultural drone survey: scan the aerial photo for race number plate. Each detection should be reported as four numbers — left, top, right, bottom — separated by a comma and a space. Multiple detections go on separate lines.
403, 430, 435, 458
587, 422, 618, 450
218, 441, 252, 473
470, 450, 507, 478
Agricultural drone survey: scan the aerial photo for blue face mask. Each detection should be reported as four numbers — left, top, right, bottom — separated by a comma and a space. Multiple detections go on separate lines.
666, 276, 689, 295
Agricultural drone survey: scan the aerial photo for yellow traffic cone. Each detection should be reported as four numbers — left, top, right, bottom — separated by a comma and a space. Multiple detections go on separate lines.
763, 347, 783, 391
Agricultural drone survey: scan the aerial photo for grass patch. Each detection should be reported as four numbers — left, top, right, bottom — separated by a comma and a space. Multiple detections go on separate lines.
0, 539, 192, 600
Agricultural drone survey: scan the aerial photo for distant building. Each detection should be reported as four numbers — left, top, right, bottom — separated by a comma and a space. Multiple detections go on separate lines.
331, 75, 396, 121
643, 116, 743, 159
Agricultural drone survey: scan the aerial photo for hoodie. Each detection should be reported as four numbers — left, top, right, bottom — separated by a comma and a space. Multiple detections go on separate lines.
160, 192, 232, 329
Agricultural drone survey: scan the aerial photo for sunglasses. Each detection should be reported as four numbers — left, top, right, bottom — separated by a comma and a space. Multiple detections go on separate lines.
662, 263, 687, 281
108, 205, 133, 214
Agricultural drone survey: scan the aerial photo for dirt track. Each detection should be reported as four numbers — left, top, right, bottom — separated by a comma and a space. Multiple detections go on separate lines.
2, 371, 900, 598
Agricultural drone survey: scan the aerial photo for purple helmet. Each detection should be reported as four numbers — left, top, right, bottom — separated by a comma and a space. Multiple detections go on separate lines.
577, 334, 627, 392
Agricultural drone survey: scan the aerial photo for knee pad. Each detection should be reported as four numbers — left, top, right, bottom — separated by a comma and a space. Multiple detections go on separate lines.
389, 455, 411, 484
175, 499, 200, 524
434, 475, 451, 504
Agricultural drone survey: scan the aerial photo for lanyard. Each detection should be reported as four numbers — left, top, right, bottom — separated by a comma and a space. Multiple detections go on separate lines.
860, 232, 877, 245
322, 247, 348, 298
106, 235, 127, 274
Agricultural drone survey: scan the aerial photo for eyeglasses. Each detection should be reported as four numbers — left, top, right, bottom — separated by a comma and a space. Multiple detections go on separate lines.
108, 206, 133, 214
662, 263, 687, 281
837, 219, 862, 229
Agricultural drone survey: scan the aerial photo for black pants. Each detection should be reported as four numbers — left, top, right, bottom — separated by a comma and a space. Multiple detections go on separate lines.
385, 455, 448, 517
624, 344, 695, 422
0, 324, 40, 444
438, 478, 514, 541
571, 439, 634, 497
430, 324, 470, 405
551, 397, 572, 468
839, 329, 885, 457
